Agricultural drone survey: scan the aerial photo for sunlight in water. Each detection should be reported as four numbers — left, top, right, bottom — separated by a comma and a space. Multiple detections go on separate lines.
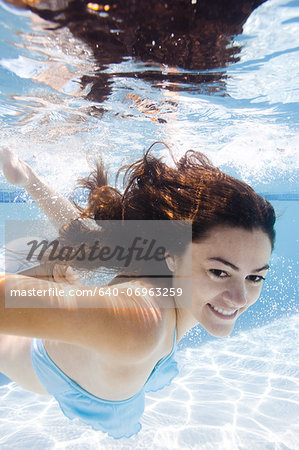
0, 315, 298, 448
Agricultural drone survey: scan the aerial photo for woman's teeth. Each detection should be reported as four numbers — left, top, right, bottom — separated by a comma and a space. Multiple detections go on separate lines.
209, 304, 237, 316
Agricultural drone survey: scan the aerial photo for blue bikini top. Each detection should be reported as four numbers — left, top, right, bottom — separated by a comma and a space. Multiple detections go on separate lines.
90, 326, 179, 438
31, 327, 178, 439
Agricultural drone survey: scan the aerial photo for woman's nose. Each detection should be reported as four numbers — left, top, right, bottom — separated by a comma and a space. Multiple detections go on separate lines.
223, 281, 247, 308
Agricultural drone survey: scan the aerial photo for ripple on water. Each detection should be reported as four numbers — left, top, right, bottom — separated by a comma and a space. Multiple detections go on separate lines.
0, 315, 298, 449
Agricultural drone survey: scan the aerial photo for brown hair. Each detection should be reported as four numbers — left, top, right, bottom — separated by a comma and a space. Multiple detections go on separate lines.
58, 144, 275, 273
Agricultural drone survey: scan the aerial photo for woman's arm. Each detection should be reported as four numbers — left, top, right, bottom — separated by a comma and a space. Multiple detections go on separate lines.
0, 148, 78, 230
0, 273, 164, 360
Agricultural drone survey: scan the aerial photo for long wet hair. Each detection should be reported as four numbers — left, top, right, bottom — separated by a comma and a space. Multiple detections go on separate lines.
58, 143, 276, 274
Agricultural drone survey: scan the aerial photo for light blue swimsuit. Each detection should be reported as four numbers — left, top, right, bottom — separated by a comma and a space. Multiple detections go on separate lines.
31, 328, 178, 439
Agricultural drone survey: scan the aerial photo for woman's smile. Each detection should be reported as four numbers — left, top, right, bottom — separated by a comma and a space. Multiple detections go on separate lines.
207, 303, 238, 319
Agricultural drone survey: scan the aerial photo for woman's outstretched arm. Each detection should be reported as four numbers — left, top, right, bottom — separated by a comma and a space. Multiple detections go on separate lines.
0, 148, 78, 230
0, 273, 165, 359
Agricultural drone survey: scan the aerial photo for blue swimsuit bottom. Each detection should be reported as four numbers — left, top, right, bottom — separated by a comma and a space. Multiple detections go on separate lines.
31, 328, 178, 439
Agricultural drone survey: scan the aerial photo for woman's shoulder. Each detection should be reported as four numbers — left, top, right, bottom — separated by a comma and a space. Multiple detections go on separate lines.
93, 277, 177, 363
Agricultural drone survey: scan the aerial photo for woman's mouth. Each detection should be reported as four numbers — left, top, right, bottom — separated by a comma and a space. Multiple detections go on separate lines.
207, 303, 238, 320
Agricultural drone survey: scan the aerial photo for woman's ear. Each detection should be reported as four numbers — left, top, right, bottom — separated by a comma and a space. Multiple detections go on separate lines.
164, 252, 176, 273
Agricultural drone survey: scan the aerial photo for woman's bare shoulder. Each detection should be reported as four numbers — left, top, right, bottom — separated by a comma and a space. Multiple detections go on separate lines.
92, 279, 176, 360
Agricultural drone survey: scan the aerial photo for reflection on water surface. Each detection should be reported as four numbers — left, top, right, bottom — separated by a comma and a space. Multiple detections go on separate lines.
4, 0, 267, 101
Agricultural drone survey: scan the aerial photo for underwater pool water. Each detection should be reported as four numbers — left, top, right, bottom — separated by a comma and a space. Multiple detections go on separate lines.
0, 0, 298, 448
0, 314, 298, 449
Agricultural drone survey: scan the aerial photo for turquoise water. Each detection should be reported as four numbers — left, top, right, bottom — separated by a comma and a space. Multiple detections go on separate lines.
0, 0, 298, 448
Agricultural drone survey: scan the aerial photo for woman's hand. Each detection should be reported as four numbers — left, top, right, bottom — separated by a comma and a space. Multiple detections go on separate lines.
52, 263, 80, 285
0, 148, 31, 186
18, 261, 80, 285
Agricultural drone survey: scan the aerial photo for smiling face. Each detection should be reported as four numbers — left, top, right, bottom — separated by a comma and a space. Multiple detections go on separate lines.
171, 226, 272, 337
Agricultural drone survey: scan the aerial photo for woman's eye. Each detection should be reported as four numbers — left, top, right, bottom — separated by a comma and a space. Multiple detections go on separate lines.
247, 275, 266, 283
209, 269, 228, 278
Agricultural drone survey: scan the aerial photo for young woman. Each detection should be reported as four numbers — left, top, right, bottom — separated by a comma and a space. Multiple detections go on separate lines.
0, 146, 275, 438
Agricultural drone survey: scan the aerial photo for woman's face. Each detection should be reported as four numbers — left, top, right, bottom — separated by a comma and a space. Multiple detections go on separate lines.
171, 226, 272, 337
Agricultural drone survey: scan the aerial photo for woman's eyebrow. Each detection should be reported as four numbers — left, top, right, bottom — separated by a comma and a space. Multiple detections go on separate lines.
208, 257, 239, 271
207, 257, 269, 273
254, 264, 270, 272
